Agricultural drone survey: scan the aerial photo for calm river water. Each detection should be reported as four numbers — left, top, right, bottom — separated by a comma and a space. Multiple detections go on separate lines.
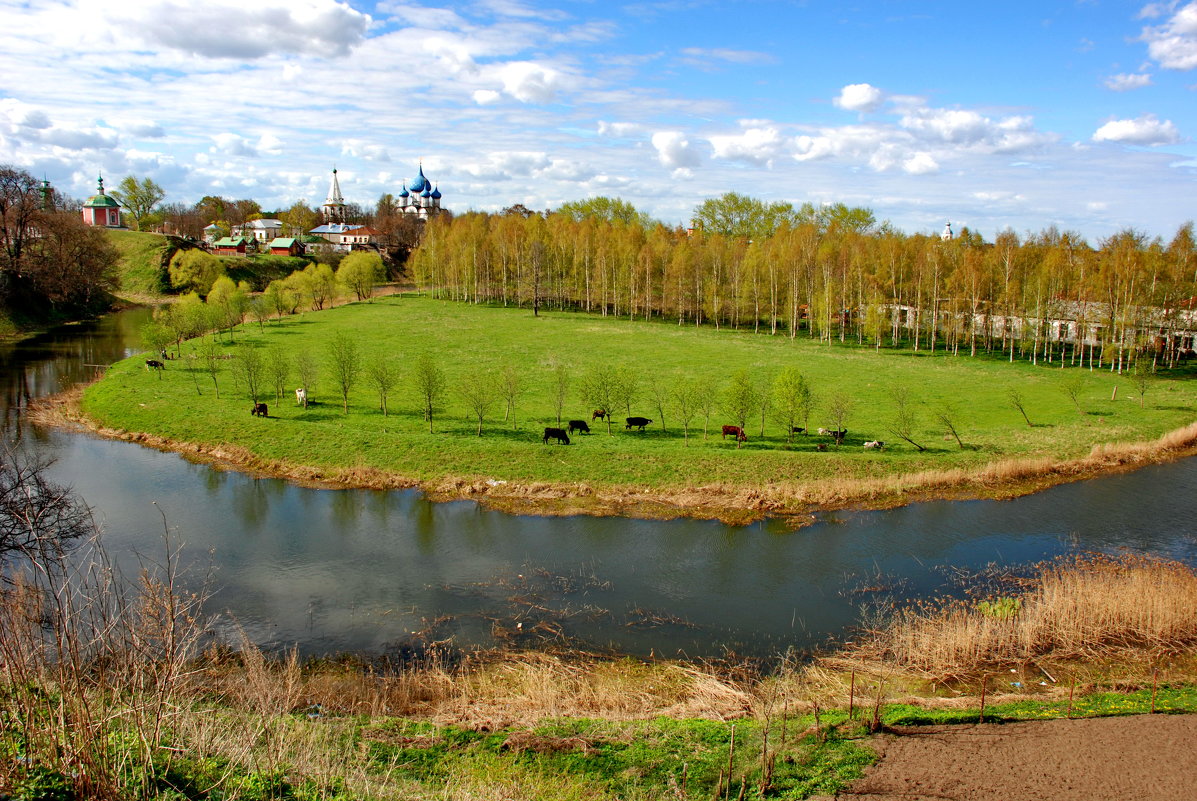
4, 308, 1196, 658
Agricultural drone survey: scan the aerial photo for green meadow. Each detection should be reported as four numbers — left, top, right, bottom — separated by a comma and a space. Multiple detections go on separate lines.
81, 294, 1197, 512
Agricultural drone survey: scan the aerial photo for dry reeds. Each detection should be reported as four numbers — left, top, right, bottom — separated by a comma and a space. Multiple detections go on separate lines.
839, 554, 1197, 682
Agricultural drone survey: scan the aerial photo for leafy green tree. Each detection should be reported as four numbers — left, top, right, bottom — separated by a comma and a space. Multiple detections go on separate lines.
304, 263, 338, 310
554, 197, 652, 227
690, 192, 797, 239
771, 367, 811, 444
279, 200, 319, 236
139, 321, 172, 374
327, 332, 360, 414
414, 354, 446, 433
824, 391, 854, 447
111, 175, 165, 231
168, 249, 225, 295
206, 276, 249, 339
722, 369, 758, 447
336, 251, 385, 301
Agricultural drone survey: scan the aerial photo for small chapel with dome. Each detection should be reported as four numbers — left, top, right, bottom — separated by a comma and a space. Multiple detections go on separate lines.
319, 163, 443, 224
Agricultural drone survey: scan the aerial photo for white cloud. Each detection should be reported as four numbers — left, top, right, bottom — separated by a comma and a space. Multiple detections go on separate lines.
651, 131, 702, 169
678, 47, 775, 67
473, 89, 502, 105
834, 83, 885, 112
1092, 114, 1181, 145
1105, 72, 1153, 90
257, 134, 284, 156
497, 61, 563, 103
902, 153, 939, 175
1141, 1, 1197, 70
210, 133, 260, 157
598, 121, 643, 137
708, 126, 785, 166
102, 0, 371, 59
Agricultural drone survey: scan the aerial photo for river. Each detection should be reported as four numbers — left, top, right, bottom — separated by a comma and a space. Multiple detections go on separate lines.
4, 307, 1196, 659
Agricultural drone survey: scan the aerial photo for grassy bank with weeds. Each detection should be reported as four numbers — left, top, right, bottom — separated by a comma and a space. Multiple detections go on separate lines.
6, 547, 1197, 799
75, 294, 1197, 521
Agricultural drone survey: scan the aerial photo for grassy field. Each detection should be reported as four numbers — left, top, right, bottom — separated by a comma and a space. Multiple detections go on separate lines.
79, 294, 1197, 518
107, 229, 171, 295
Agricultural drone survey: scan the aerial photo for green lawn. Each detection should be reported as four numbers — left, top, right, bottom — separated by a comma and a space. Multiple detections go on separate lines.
107, 229, 170, 295
81, 295, 1197, 511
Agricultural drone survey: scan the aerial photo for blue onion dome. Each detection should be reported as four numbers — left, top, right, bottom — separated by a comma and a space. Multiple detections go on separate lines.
409, 165, 429, 193
430, 185, 441, 200
398, 183, 410, 198
421, 186, 432, 198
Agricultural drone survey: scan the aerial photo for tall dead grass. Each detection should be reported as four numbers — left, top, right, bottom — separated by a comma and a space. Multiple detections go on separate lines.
839, 554, 1197, 682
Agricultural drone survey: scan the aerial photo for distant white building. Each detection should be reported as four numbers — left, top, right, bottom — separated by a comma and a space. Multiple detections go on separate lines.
233, 219, 283, 242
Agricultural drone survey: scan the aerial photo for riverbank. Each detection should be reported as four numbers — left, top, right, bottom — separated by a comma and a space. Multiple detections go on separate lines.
50, 294, 1197, 523
34, 384, 1197, 524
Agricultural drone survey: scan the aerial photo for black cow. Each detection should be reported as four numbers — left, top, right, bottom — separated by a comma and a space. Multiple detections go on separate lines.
251, 402, 268, 417
791, 426, 805, 434
567, 419, 590, 434
145, 359, 164, 371
543, 427, 570, 445
625, 416, 652, 431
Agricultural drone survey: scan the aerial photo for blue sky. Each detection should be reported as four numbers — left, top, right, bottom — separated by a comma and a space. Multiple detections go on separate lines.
1, 0, 1194, 241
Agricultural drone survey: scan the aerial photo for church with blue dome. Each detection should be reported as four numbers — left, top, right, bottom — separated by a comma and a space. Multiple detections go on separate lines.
395, 163, 442, 219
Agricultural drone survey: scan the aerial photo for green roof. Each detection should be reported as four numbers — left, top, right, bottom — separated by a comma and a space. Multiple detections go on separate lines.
83, 194, 120, 209
212, 237, 248, 247
268, 238, 298, 248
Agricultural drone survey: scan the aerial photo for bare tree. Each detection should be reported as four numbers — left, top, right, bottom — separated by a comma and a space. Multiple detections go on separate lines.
646, 374, 669, 432
1062, 373, 1084, 413
367, 359, 399, 416
499, 363, 523, 429
198, 339, 222, 397
934, 403, 966, 449
265, 347, 290, 402
0, 450, 93, 570
1008, 387, 1032, 427
327, 332, 360, 414
414, 354, 447, 433
824, 391, 854, 447
697, 376, 719, 439
670, 376, 701, 443
579, 364, 620, 434
461, 371, 498, 435
231, 345, 265, 403
887, 385, 927, 452
295, 349, 317, 407
1131, 358, 1154, 408
551, 361, 569, 426
613, 367, 640, 417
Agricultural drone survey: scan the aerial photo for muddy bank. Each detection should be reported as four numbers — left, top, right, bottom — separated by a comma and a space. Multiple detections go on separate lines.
32, 387, 1197, 524
840, 713, 1197, 801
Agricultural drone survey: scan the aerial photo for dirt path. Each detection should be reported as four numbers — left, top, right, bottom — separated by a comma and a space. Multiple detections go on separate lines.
837, 714, 1197, 800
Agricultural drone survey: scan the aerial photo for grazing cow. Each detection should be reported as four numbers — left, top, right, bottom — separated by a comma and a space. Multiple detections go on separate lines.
295, 387, 307, 406
567, 419, 590, 435
817, 427, 829, 435
721, 425, 747, 442
592, 409, 608, 421
251, 402, 268, 417
831, 428, 847, 442
864, 440, 884, 450
543, 427, 570, 445
792, 427, 806, 435
625, 416, 652, 431
145, 359, 164, 371
815, 443, 828, 451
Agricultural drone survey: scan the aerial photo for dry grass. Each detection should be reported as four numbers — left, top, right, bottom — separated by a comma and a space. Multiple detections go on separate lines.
837, 554, 1197, 683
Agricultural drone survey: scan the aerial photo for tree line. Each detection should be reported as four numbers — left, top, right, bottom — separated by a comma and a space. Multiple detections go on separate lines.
0, 165, 118, 321
409, 194, 1197, 372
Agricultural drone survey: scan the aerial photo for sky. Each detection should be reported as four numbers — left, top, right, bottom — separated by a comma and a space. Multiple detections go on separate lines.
1, 0, 1195, 242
